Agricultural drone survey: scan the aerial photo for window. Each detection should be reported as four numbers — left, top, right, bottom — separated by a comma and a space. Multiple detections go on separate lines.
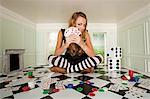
90, 32, 106, 64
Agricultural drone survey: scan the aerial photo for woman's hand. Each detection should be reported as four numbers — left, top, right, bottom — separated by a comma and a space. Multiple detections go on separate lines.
65, 34, 75, 47
72, 35, 81, 45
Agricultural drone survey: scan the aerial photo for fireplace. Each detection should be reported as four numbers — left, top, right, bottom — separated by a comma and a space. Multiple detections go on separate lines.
2, 49, 25, 73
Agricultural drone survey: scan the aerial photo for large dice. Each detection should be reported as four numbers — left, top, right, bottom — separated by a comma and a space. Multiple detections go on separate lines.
108, 58, 121, 71
107, 47, 122, 58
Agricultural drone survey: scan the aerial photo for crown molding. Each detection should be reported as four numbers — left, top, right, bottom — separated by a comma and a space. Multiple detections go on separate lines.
118, 3, 150, 28
0, 5, 35, 28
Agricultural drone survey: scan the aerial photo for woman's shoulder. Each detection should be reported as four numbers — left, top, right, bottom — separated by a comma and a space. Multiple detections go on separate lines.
57, 29, 66, 41
84, 30, 90, 37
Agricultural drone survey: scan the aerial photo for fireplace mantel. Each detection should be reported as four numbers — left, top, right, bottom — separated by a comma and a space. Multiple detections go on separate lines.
5, 49, 25, 55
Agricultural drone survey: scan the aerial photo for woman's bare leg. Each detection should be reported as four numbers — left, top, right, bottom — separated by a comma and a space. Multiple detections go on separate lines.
50, 67, 66, 74
81, 67, 94, 73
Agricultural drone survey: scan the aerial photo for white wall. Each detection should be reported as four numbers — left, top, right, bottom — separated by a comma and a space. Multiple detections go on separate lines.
36, 23, 117, 65
0, 7, 2, 73
0, 6, 36, 71
117, 3, 150, 72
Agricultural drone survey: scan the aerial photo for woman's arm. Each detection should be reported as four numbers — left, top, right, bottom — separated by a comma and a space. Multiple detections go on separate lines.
54, 30, 75, 56
54, 31, 68, 56
79, 32, 96, 57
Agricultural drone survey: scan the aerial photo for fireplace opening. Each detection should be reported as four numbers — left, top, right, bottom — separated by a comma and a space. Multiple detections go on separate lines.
10, 54, 19, 71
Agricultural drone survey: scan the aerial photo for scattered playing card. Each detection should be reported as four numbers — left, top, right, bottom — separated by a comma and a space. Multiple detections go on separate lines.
124, 87, 147, 99
41, 78, 58, 90
109, 84, 120, 92
138, 79, 150, 90
12, 86, 21, 91
0, 87, 13, 99
55, 81, 65, 90
64, 27, 81, 37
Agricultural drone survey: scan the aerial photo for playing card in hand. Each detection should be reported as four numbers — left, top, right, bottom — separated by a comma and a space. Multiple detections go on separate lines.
64, 27, 81, 37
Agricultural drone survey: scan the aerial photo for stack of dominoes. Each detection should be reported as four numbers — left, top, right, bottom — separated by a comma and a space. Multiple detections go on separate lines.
107, 47, 122, 71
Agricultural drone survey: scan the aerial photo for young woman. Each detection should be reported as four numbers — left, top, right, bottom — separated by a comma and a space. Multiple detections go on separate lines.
48, 12, 103, 73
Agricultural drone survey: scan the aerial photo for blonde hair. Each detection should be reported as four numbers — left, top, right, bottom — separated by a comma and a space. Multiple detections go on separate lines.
68, 12, 87, 39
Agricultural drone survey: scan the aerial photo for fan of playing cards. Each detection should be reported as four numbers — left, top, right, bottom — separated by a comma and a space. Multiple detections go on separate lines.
64, 27, 81, 37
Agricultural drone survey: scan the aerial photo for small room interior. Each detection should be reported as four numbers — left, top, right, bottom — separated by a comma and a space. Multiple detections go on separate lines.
0, 0, 150, 74
0, 0, 150, 99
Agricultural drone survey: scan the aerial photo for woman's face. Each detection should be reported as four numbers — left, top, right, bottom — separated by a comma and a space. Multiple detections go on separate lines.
75, 16, 86, 33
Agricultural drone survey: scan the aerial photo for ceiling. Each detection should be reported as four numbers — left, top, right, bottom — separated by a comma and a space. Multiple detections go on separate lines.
1, 0, 150, 23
